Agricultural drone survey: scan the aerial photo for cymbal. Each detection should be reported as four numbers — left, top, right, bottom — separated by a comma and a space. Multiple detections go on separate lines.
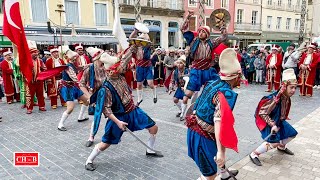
210, 8, 231, 31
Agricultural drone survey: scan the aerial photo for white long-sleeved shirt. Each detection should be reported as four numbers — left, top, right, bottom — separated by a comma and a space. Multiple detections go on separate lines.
282, 50, 301, 69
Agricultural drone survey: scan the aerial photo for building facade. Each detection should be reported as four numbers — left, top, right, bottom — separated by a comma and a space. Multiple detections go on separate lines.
119, 0, 184, 49
261, 0, 302, 44
234, 0, 262, 48
306, 0, 320, 43
0, 0, 116, 47
184, 0, 237, 46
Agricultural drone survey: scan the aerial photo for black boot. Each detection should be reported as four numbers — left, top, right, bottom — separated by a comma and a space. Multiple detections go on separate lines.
85, 163, 96, 171
277, 147, 294, 155
249, 155, 262, 166
221, 169, 239, 180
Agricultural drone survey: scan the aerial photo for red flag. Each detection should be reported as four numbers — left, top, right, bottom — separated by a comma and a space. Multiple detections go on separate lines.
218, 91, 238, 152
3, 0, 33, 83
37, 66, 68, 81
164, 71, 174, 89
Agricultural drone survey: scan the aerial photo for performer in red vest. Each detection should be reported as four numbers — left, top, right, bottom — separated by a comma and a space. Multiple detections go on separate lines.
45, 46, 66, 109
265, 44, 283, 92
298, 42, 319, 97
74, 43, 91, 79
25, 40, 46, 114
0, 48, 20, 103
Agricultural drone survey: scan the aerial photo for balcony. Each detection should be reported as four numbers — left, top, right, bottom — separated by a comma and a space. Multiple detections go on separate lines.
119, 0, 185, 17
294, 5, 301, 13
234, 23, 262, 32
286, 4, 294, 11
236, 0, 261, 5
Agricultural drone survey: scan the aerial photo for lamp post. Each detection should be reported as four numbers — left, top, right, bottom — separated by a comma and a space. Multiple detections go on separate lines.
55, 2, 65, 46
299, 0, 307, 44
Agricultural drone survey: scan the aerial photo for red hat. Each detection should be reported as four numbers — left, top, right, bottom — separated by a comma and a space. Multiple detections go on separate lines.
48, 45, 59, 53
74, 43, 83, 50
308, 42, 318, 49
212, 43, 228, 55
3, 48, 13, 56
198, 26, 210, 38
271, 44, 280, 51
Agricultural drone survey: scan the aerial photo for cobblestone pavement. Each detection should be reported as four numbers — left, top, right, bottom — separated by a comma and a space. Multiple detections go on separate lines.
230, 107, 320, 180
0, 84, 319, 179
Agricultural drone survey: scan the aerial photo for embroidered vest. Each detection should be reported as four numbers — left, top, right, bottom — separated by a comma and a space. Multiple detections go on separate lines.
194, 79, 238, 124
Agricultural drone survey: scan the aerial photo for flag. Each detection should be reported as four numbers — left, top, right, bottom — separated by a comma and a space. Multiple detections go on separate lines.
37, 66, 68, 81
218, 91, 238, 152
3, 0, 33, 83
113, 0, 129, 51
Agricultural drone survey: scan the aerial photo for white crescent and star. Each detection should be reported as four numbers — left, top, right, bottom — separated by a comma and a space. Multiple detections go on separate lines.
5, 0, 21, 30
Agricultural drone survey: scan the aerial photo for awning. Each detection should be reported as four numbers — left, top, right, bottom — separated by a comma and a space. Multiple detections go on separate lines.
25, 34, 119, 45
122, 25, 161, 32
210, 34, 240, 41
168, 27, 179, 33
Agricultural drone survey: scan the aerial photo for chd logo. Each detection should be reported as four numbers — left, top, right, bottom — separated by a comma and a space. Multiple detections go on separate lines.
14, 152, 39, 167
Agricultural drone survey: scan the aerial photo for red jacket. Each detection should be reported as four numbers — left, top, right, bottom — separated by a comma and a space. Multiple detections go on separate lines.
0, 60, 14, 96
298, 52, 319, 87
45, 57, 65, 96
266, 53, 283, 83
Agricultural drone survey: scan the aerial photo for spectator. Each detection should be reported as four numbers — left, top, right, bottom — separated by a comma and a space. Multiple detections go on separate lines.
241, 48, 250, 79
246, 51, 256, 84
254, 51, 266, 84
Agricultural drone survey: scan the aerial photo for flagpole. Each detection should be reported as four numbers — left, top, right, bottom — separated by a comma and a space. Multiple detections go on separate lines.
55, 3, 65, 46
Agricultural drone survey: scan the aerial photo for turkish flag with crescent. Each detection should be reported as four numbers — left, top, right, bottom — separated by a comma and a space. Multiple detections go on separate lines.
3, 0, 33, 83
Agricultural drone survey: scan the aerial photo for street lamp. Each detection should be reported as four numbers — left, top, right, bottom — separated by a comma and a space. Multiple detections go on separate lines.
55, 2, 65, 46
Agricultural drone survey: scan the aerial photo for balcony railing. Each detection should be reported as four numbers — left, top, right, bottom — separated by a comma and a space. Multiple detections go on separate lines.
234, 23, 262, 32
286, 4, 294, 11
294, 5, 301, 12
119, 0, 183, 10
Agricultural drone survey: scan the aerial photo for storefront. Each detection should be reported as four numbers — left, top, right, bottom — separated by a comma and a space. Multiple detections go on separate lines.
0, 27, 118, 50
260, 32, 300, 43
235, 34, 261, 50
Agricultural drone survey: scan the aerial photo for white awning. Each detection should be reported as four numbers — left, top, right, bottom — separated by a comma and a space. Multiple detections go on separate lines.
25, 34, 119, 45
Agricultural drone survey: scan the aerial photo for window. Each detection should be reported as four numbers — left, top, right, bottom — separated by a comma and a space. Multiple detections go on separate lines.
189, 17, 196, 31
147, 0, 157, 7
170, 0, 178, 9
253, 0, 259, 3
237, 9, 243, 24
278, 0, 282, 6
189, 0, 196, 6
168, 32, 176, 47
0, 0, 4, 13
276, 17, 282, 29
123, 0, 133, 5
221, 0, 228, 8
294, 19, 300, 31
296, 0, 300, 6
206, 0, 212, 7
288, 0, 292, 7
65, 0, 79, 25
267, 16, 272, 29
206, 17, 211, 26
286, 18, 291, 30
31, 0, 48, 23
252, 11, 258, 25
95, 3, 107, 26
267, 0, 272, 5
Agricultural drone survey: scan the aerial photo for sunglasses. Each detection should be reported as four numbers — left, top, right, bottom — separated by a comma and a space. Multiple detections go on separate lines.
128, 39, 149, 47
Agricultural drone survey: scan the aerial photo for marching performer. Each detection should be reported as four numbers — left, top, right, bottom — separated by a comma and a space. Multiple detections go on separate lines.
79, 47, 106, 147
250, 68, 298, 166
129, 27, 157, 105
25, 41, 46, 114
298, 43, 319, 97
75, 43, 91, 80
170, 55, 189, 120
0, 49, 20, 104
151, 47, 165, 87
57, 46, 89, 131
180, 10, 227, 120
85, 45, 163, 171
45, 46, 66, 109
186, 48, 240, 180
265, 44, 283, 92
